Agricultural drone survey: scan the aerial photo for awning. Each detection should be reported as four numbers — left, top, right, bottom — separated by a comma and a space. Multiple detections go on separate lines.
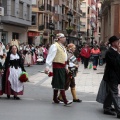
28, 31, 40, 37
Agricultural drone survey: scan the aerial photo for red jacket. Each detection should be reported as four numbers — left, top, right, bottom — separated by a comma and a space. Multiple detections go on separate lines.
81, 47, 91, 58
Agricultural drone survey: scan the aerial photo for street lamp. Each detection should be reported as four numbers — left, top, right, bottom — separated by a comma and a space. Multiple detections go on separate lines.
66, 10, 73, 44
49, 19, 55, 44
91, 27, 94, 46
67, 10, 73, 27
78, 31, 81, 45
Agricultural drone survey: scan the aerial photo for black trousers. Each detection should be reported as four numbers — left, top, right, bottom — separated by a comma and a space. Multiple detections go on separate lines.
103, 82, 120, 114
83, 57, 89, 68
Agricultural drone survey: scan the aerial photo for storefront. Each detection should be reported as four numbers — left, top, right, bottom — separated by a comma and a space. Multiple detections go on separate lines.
28, 31, 40, 45
2, 24, 28, 45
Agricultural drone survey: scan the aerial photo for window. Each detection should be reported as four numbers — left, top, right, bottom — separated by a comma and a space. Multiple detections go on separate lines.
27, 5, 30, 20
99, 27, 101, 33
12, 33, 19, 39
82, 12, 86, 17
32, 0, 37, 5
32, 13, 36, 25
2, 0, 7, 15
88, 7, 90, 14
11, 0, 15, 16
81, 2, 86, 8
19, 2, 23, 18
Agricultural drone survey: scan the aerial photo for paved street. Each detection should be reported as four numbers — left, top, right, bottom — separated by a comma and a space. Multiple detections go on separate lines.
0, 64, 117, 120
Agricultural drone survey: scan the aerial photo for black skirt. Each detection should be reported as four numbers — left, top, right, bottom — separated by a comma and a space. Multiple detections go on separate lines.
52, 68, 66, 89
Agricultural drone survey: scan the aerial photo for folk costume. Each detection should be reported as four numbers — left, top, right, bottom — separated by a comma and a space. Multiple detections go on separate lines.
2, 51, 26, 99
0, 61, 4, 95
58, 44, 82, 103
46, 33, 72, 105
98, 36, 120, 118
24, 46, 34, 66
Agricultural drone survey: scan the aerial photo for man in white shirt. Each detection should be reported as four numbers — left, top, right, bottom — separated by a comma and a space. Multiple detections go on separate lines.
45, 33, 72, 106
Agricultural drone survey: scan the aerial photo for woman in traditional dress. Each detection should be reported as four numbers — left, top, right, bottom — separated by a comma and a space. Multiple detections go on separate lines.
2, 45, 26, 100
42, 45, 48, 62
0, 42, 3, 57
24, 45, 33, 67
0, 54, 5, 96
5, 45, 10, 56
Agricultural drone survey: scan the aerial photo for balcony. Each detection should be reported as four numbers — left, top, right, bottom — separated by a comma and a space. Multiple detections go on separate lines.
39, 5, 45, 11
46, 4, 55, 12
38, 24, 44, 31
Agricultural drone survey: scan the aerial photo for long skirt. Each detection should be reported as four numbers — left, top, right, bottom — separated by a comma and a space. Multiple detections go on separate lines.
0, 73, 3, 95
52, 68, 66, 90
96, 79, 120, 105
3, 67, 24, 95
24, 54, 33, 65
96, 79, 108, 104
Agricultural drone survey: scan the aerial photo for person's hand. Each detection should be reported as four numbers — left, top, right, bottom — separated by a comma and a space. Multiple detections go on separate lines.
75, 65, 79, 68
45, 68, 49, 74
66, 69, 69, 74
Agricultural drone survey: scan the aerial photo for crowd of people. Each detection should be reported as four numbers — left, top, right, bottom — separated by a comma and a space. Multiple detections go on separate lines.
0, 33, 119, 118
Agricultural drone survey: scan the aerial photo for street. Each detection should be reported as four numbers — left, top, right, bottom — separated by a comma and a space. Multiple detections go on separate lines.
0, 64, 117, 120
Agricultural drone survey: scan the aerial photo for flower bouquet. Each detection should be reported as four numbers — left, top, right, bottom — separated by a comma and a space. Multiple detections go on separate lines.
48, 72, 53, 77
19, 72, 28, 82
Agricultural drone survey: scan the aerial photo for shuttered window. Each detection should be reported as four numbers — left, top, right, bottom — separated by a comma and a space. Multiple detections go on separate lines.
19, 2, 23, 18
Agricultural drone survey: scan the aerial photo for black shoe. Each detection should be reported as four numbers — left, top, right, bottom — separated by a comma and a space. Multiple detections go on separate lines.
117, 114, 120, 118
7, 95, 10, 99
110, 107, 115, 111
73, 99, 82, 103
104, 110, 116, 116
93, 68, 97, 70
14, 96, 20, 100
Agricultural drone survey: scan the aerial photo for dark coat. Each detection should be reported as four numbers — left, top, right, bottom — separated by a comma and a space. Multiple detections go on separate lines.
103, 47, 120, 84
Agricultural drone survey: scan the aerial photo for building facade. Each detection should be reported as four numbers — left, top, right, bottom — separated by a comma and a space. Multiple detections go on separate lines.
28, 0, 55, 45
1, 0, 32, 45
80, 0, 101, 45
101, 0, 120, 42
53, 0, 82, 45
29, 0, 83, 45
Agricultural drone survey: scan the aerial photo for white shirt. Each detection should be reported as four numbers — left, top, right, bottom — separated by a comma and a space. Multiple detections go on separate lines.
46, 43, 67, 69
111, 47, 117, 51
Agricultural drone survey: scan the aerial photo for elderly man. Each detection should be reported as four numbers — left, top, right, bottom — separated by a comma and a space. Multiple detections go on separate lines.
103, 36, 120, 118
45, 33, 72, 106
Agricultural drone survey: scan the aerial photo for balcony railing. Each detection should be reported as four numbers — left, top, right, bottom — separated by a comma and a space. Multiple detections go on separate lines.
38, 24, 44, 31
39, 5, 45, 11
39, 4, 55, 13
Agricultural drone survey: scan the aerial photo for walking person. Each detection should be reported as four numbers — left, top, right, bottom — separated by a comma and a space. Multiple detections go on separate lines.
102, 36, 120, 118
58, 43, 82, 103
45, 33, 72, 106
91, 45, 101, 70
80, 43, 91, 69
2, 45, 26, 100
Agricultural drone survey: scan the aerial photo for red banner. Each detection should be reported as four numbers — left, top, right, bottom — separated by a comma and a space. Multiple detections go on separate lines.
28, 32, 40, 37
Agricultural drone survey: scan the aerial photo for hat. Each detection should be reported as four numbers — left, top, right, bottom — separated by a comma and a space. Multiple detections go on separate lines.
109, 36, 119, 44
55, 33, 65, 41
56, 33, 65, 38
